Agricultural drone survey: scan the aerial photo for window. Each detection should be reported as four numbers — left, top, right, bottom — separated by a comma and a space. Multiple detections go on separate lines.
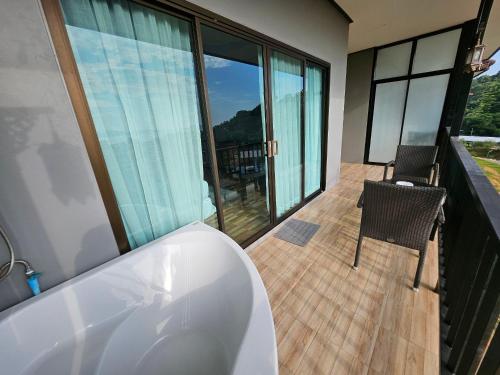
49, 0, 330, 250
201, 25, 270, 243
366, 27, 462, 164
60, 0, 218, 248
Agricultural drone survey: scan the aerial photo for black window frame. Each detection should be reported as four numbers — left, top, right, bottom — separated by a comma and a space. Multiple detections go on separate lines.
43, 0, 332, 251
363, 23, 472, 165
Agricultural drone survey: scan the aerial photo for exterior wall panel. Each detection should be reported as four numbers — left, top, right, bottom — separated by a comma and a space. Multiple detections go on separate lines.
341, 49, 374, 163
0, 0, 119, 311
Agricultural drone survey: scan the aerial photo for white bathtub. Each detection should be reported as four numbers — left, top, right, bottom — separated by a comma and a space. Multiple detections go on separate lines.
0, 222, 278, 375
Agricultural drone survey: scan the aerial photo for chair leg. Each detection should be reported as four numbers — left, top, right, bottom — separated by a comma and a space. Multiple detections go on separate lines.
413, 247, 428, 291
353, 234, 363, 270
429, 220, 438, 240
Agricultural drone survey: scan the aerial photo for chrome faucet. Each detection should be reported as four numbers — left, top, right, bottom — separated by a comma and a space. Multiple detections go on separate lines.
0, 225, 41, 295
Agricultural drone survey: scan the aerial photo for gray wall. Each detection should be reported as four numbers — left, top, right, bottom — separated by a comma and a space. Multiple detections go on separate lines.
0, 0, 119, 311
190, 0, 350, 188
341, 49, 374, 163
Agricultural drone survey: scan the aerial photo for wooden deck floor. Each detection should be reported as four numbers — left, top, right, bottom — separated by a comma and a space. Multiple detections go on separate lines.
249, 163, 440, 375
205, 184, 270, 244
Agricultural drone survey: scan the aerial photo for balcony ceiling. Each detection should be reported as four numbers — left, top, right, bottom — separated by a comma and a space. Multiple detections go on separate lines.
337, 0, 482, 53
482, 0, 500, 58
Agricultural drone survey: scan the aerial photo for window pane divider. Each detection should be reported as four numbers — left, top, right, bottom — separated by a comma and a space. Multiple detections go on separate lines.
192, 16, 225, 232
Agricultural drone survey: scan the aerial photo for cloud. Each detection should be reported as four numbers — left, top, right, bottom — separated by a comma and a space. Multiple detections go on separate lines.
204, 55, 232, 69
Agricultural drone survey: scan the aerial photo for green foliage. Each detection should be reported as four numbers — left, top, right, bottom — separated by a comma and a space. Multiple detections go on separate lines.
473, 157, 500, 192
462, 140, 500, 159
461, 72, 500, 136
213, 105, 263, 146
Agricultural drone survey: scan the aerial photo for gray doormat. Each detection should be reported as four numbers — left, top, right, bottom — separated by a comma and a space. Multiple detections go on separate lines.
274, 219, 320, 247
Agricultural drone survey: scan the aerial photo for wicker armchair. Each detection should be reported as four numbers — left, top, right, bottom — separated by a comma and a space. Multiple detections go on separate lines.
383, 145, 439, 186
353, 180, 446, 291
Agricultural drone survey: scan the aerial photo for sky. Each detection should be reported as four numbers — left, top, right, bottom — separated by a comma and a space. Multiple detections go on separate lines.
204, 56, 262, 125
483, 49, 500, 76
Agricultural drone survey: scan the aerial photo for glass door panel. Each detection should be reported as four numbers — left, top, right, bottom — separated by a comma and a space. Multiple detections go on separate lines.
401, 74, 450, 145
271, 51, 303, 217
304, 64, 324, 197
201, 25, 270, 244
61, 0, 218, 249
368, 80, 408, 163
412, 29, 461, 74
374, 42, 412, 80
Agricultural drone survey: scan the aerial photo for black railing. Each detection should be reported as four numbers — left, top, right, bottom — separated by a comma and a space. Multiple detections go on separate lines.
215, 142, 267, 201
216, 142, 265, 177
438, 132, 500, 374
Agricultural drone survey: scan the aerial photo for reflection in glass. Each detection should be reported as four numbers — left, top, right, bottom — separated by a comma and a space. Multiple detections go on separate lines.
61, 0, 218, 248
201, 25, 270, 243
305, 64, 324, 196
271, 51, 303, 217
401, 74, 450, 145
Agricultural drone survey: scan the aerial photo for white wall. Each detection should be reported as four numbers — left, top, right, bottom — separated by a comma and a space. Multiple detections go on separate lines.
190, 0, 350, 188
0, 0, 120, 311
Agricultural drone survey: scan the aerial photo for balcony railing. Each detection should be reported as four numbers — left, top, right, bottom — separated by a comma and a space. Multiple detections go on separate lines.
438, 131, 500, 374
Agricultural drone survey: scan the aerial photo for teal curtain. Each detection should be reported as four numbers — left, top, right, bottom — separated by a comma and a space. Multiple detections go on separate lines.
271, 51, 303, 217
305, 65, 324, 196
61, 0, 216, 248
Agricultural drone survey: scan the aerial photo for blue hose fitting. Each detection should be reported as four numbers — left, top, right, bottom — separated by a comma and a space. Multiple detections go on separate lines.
26, 273, 41, 296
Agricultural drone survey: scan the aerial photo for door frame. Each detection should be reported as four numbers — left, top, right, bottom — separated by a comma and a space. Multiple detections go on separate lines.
41, 0, 331, 251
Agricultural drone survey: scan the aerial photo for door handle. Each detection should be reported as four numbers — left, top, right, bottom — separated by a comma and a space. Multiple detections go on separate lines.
272, 140, 278, 156
266, 140, 278, 157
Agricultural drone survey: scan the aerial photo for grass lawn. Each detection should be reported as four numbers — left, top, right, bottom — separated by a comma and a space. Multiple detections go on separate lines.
473, 157, 500, 192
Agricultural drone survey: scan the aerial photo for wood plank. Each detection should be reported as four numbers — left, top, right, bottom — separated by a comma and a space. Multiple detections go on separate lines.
248, 163, 440, 374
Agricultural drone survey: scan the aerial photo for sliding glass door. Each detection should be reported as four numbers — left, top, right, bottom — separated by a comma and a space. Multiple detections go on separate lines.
58, 0, 329, 249
201, 26, 271, 243
61, 0, 218, 248
368, 81, 408, 163
400, 74, 450, 145
271, 51, 303, 217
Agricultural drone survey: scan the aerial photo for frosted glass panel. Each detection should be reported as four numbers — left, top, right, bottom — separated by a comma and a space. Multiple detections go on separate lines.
412, 29, 461, 74
401, 74, 450, 146
368, 80, 408, 163
374, 42, 412, 80
271, 51, 303, 217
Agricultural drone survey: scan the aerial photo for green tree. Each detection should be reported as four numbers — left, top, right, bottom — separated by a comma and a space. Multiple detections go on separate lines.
461, 72, 500, 137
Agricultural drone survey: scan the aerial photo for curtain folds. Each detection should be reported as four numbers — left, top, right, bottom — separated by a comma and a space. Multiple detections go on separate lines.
305, 65, 324, 196
61, 0, 216, 248
271, 51, 303, 217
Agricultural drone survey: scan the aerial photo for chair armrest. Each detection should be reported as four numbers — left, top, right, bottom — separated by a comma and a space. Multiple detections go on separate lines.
431, 162, 440, 186
383, 160, 395, 181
